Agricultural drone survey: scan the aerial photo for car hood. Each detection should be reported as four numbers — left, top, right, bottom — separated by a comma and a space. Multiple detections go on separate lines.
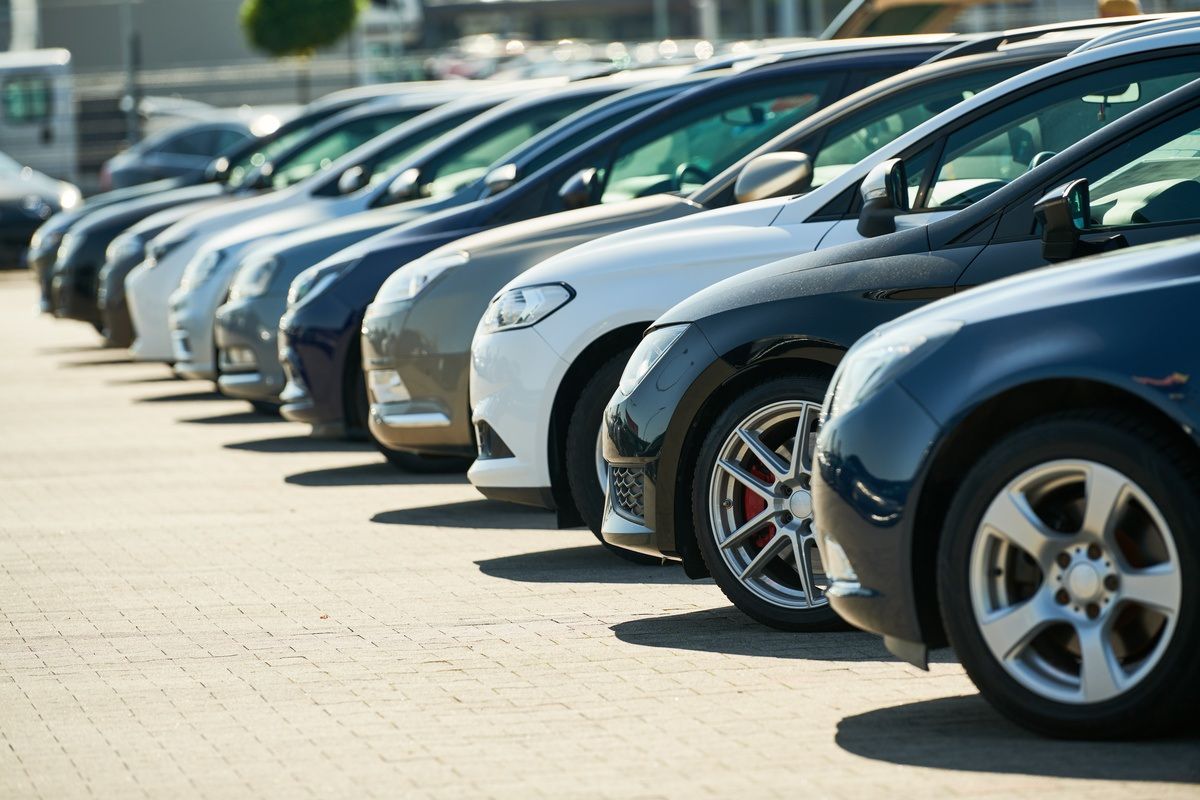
514, 196, 789, 286
193, 200, 345, 260
154, 189, 286, 249
657, 226, 931, 325
885, 236, 1200, 336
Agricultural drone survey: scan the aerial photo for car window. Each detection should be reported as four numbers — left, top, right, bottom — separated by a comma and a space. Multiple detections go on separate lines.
598, 78, 833, 204
364, 109, 477, 188
811, 64, 1028, 190
922, 55, 1200, 211
271, 110, 417, 189
163, 128, 220, 157
227, 125, 316, 189
214, 128, 249, 153
1080, 106, 1200, 228
418, 95, 605, 200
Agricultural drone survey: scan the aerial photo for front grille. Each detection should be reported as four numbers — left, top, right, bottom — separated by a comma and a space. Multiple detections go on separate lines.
475, 421, 513, 460
610, 467, 645, 521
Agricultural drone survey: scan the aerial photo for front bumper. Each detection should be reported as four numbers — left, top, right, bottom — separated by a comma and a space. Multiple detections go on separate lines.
97, 254, 142, 348
127, 240, 200, 362
361, 299, 474, 458
278, 304, 351, 437
214, 293, 287, 403
466, 326, 566, 506
52, 257, 102, 326
811, 380, 941, 666
600, 324, 719, 560
168, 272, 235, 380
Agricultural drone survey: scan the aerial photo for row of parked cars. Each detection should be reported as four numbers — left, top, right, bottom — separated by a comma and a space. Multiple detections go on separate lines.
30, 13, 1200, 739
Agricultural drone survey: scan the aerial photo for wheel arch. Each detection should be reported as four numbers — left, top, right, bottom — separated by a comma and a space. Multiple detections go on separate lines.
668, 344, 840, 577
910, 376, 1200, 648
549, 322, 651, 527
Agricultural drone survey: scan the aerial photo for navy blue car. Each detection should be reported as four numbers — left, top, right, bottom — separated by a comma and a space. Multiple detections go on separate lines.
277, 40, 951, 443
812, 235, 1200, 738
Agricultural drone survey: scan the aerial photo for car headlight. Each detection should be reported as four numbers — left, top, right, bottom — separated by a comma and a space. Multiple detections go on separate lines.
825, 319, 962, 420
374, 251, 467, 305
228, 253, 280, 301
480, 283, 574, 333
287, 260, 354, 308
105, 232, 144, 264
58, 185, 81, 211
179, 249, 224, 292
618, 324, 688, 396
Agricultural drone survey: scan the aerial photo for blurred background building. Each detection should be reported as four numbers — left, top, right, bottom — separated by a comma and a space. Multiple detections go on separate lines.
1, 0, 1198, 189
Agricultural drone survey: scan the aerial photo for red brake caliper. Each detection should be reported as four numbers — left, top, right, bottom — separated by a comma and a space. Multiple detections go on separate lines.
742, 463, 775, 550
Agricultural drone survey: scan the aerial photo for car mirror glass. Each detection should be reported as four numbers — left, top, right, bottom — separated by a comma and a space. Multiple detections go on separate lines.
734, 152, 813, 204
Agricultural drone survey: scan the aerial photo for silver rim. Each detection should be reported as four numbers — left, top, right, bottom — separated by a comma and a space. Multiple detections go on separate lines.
969, 459, 1182, 705
707, 400, 828, 610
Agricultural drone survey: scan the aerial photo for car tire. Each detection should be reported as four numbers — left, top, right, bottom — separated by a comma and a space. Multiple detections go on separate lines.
938, 411, 1199, 738
565, 349, 661, 565
691, 375, 843, 631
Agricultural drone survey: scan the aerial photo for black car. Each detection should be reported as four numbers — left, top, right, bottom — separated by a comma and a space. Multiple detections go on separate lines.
601, 74, 1200, 630
100, 119, 252, 190
812, 235, 1200, 738
279, 39, 954, 448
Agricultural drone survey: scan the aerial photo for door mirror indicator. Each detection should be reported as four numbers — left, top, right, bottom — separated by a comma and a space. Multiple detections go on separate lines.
558, 168, 597, 210
734, 152, 813, 204
857, 158, 908, 238
484, 163, 518, 196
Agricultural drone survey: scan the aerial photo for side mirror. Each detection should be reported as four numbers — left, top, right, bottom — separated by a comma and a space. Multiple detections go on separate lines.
857, 158, 909, 238
249, 163, 273, 190
734, 152, 813, 204
558, 168, 597, 211
205, 156, 230, 182
387, 167, 422, 202
483, 163, 517, 196
1035, 178, 1127, 263
338, 165, 368, 195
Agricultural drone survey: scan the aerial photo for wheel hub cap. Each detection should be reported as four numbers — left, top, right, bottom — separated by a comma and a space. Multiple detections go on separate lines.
1066, 562, 1101, 602
787, 489, 813, 521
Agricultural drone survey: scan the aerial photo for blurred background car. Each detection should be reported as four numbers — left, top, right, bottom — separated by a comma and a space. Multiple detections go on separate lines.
0, 151, 80, 268
99, 118, 257, 190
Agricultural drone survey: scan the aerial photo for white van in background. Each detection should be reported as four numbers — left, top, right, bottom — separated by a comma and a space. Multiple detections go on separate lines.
0, 48, 78, 184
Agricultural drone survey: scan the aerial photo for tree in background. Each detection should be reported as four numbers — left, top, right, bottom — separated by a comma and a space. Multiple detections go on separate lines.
240, 0, 364, 102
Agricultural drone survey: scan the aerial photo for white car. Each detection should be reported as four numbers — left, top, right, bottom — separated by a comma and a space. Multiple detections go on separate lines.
125, 90, 479, 365
468, 19, 1200, 535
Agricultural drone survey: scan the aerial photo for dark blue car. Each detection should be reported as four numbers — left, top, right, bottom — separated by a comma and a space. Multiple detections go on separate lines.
277, 39, 951, 442
812, 234, 1200, 739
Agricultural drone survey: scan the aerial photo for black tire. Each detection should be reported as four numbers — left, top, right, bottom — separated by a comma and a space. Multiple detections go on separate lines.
565, 349, 661, 565
938, 411, 1200, 739
692, 375, 844, 632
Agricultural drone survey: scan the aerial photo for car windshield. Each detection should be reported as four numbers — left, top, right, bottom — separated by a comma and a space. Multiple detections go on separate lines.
598, 76, 834, 204
1084, 114, 1200, 228
226, 124, 320, 190
363, 108, 480, 188
267, 109, 422, 190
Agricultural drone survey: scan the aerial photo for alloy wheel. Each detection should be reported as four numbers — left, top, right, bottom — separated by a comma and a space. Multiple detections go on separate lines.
707, 400, 828, 610
969, 459, 1182, 705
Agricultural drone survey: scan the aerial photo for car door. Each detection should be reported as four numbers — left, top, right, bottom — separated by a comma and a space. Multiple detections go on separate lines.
958, 93, 1200, 288
810, 50, 1200, 253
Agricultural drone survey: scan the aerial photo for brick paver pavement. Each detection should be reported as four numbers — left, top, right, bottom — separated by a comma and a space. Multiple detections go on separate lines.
0, 273, 1196, 799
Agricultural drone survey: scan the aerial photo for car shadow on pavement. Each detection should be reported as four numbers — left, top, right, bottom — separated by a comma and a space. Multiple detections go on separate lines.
181, 410, 287, 425
373, 499, 556, 530
227, 435, 368, 454
137, 389, 225, 403
285, 462, 468, 487
107, 374, 181, 385
611, 606, 905, 661
477, 545, 691, 585
58, 356, 138, 367
836, 694, 1200, 782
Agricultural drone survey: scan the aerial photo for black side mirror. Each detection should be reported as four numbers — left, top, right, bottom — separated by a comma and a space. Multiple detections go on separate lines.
1035, 178, 1127, 262
205, 156, 230, 183
337, 165, 368, 195
857, 158, 908, 238
483, 163, 517, 196
387, 167, 422, 202
734, 152, 813, 204
249, 163, 273, 190
559, 168, 597, 211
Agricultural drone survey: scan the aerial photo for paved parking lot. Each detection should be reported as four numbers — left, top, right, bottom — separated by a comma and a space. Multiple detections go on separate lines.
0, 272, 1197, 799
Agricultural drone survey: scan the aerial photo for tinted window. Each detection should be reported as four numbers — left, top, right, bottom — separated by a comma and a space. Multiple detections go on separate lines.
163, 128, 219, 157
418, 94, 606, 200
364, 109, 478, 188
812, 64, 1028, 190
923, 55, 1200, 210
271, 110, 418, 189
